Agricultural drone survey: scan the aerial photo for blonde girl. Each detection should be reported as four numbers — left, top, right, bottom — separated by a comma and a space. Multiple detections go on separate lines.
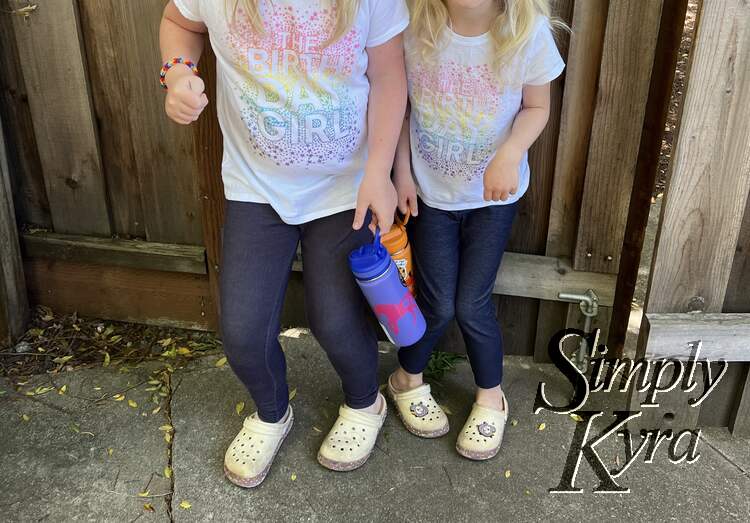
387, 0, 565, 460
159, 0, 408, 486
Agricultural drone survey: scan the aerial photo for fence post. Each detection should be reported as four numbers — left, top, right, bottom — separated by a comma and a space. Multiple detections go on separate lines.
0, 113, 29, 345
629, 0, 750, 431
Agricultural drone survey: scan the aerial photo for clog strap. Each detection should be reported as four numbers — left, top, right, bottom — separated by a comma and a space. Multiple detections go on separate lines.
337, 404, 385, 430
242, 409, 292, 437
389, 382, 433, 403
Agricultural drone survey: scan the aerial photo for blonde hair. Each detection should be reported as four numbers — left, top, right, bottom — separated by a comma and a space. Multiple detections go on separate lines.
229, 0, 361, 47
409, 0, 565, 68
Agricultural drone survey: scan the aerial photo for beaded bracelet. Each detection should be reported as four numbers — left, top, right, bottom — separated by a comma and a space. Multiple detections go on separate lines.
159, 57, 199, 90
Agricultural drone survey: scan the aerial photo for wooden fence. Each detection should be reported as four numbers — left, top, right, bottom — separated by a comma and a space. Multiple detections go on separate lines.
1, 0, 749, 431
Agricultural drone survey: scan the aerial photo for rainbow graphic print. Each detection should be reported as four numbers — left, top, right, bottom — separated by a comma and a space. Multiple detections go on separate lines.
409, 60, 504, 181
224, 2, 362, 167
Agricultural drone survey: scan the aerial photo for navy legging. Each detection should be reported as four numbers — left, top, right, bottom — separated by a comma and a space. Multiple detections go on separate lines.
398, 200, 518, 388
220, 200, 378, 423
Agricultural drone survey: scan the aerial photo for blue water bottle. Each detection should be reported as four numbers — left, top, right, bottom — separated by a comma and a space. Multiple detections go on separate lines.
349, 229, 426, 347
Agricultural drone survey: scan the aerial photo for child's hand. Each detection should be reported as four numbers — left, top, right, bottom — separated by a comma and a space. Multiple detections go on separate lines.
483, 145, 522, 201
353, 169, 398, 233
165, 71, 208, 125
394, 168, 418, 217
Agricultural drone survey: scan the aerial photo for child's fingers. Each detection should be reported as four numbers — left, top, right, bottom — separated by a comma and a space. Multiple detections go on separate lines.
483, 188, 493, 201
397, 193, 409, 215
409, 195, 419, 217
181, 93, 206, 111
376, 206, 395, 232
368, 214, 379, 234
352, 200, 368, 230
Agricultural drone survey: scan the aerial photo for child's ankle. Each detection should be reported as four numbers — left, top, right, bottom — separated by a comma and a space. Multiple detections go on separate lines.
475, 385, 505, 412
391, 367, 423, 392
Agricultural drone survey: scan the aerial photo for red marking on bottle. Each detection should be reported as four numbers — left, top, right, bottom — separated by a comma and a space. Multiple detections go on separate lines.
373, 291, 418, 336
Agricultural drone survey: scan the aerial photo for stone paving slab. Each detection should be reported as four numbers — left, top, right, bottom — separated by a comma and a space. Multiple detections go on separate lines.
0, 364, 172, 522
170, 335, 750, 522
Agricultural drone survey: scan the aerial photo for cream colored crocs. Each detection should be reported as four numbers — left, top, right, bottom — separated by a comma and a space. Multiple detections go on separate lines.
456, 394, 508, 461
387, 374, 449, 438
317, 394, 387, 472
224, 406, 293, 488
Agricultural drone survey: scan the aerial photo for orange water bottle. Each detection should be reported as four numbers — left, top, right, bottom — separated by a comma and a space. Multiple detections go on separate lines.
380, 211, 416, 295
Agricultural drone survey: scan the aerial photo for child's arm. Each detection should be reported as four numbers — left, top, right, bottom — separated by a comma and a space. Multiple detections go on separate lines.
483, 83, 551, 201
393, 106, 418, 216
353, 34, 408, 232
159, 1, 209, 125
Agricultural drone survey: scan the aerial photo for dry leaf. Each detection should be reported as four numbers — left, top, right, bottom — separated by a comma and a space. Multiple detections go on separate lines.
312, 426, 322, 433
569, 413, 583, 423
58, 385, 67, 395
53, 355, 73, 364
538, 422, 546, 431
107, 448, 113, 456
159, 425, 173, 432
288, 388, 297, 401
235, 402, 245, 416
215, 357, 227, 367
164, 432, 172, 444
152, 406, 162, 415
176, 347, 191, 356
103, 352, 111, 367
524, 489, 531, 496
93, 386, 102, 391
504, 470, 511, 479
143, 503, 155, 513
164, 466, 173, 479
179, 500, 192, 510
291, 473, 297, 481
510, 419, 518, 427
159, 338, 173, 347
21, 414, 30, 422
137, 491, 150, 498
128, 400, 138, 408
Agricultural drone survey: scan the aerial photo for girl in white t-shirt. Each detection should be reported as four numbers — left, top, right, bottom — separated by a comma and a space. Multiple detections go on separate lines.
387, 0, 565, 460
160, 0, 408, 486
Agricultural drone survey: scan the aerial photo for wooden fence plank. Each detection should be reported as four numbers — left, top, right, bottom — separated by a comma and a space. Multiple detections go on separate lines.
193, 45, 226, 328
729, 368, 750, 437
0, 0, 50, 228
644, 1, 750, 315
607, 0, 689, 354
22, 232, 206, 275
10, 0, 111, 236
573, 0, 664, 273
534, 0, 610, 361
25, 259, 215, 331
78, 0, 203, 243
644, 313, 750, 361
0, 112, 29, 344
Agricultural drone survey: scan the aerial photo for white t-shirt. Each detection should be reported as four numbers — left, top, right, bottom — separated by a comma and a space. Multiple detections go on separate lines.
174, 0, 409, 224
405, 19, 565, 210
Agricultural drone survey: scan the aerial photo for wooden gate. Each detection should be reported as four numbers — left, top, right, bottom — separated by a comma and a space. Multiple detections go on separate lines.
1, 0, 749, 434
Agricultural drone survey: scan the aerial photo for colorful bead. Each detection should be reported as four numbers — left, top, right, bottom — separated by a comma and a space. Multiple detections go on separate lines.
159, 57, 199, 90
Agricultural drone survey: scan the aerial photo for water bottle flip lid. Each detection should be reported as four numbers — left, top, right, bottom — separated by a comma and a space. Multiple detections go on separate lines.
349, 227, 391, 280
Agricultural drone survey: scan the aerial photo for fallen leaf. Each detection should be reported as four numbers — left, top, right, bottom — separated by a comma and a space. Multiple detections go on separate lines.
107, 448, 113, 456
312, 426, 322, 433
176, 347, 191, 356
109, 335, 122, 343
70, 423, 80, 433
34, 386, 54, 395
58, 385, 67, 395
159, 338, 173, 348
143, 503, 155, 513
215, 357, 227, 367
137, 491, 150, 498
291, 473, 297, 481
148, 379, 161, 386
570, 413, 583, 423
538, 422, 546, 431
93, 386, 102, 391
128, 399, 138, 408
179, 500, 192, 510
235, 402, 245, 416
504, 470, 511, 478
103, 352, 111, 367
152, 406, 162, 415
159, 425, 173, 432
524, 489, 531, 496
164, 432, 172, 444
113, 394, 125, 401
21, 414, 30, 422
510, 419, 518, 427
164, 466, 173, 479
53, 355, 73, 364
288, 388, 297, 401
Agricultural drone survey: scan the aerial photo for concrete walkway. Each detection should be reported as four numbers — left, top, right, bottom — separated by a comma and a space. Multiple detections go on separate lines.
1, 333, 748, 522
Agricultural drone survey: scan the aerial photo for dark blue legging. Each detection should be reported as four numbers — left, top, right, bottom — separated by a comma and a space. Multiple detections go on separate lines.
398, 200, 518, 388
220, 201, 378, 423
